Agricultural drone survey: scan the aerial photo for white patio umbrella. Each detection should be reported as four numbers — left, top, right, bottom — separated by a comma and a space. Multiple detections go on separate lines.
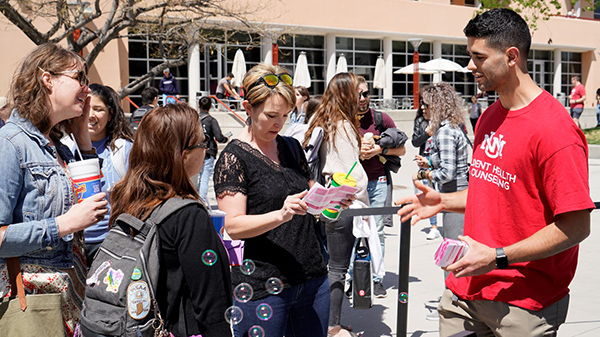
263, 50, 273, 65
231, 49, 246, 87
394, 63, 442, 75
422, 58, 464, 72
373, 56, 386, 89
293, 51, 311, 88
336, 54, 348, 74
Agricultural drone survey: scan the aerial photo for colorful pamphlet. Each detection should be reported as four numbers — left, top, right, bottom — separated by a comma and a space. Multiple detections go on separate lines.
302, 182, 359, 215
434, 238, 469, 268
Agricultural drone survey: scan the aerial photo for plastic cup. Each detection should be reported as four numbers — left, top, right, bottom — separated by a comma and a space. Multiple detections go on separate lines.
210, 210, 227, 238
68, 158, 102, 203
322, 172, 357, 220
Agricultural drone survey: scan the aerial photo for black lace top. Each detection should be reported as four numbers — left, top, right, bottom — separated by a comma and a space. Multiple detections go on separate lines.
213, 136, 327, 300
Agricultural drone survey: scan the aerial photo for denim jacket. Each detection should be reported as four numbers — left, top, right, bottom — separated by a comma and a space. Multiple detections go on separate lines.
0, 111, 94, 268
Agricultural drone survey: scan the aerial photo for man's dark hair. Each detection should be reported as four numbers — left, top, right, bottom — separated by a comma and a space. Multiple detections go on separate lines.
464, 8, 531, 62
571, 75, 580, 81
227, 72, 234, 78
141, 87, 159, 105
198, 96, 212, 112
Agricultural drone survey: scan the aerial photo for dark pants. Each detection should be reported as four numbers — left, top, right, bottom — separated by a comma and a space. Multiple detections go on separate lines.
324, 214, 355, 326
470, 118, 478, 133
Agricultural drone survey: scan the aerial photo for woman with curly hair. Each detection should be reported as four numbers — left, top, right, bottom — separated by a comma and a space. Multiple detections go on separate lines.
414, 82, 469, 248
83, 83, 134, 266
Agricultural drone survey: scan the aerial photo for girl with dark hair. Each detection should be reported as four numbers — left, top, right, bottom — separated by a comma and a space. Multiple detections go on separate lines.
214, 63, 331, 337
109, 104, 232, 337
305, 72, 368, 337
0, 43, 108, 336
83, 83, 134, 266
290, 86, 310, 124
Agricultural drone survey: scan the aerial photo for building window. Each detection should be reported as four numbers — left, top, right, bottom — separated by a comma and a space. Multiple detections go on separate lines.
278, 34, 326, 95
560, 52, 582, 96
128, 37, 189, 109
392, 41, 433, 100
527, 49, 554, 94
441, 43, 475, 100
450, 0, 477, 7
336, 37, 383, 98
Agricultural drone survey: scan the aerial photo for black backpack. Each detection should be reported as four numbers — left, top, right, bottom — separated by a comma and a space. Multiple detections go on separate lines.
79, 198, 200, 337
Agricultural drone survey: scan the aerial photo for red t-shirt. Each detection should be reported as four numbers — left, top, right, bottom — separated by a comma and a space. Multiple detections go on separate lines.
570, 83, 586, 109
358, 109, 397, 181
446, 90, 595, 311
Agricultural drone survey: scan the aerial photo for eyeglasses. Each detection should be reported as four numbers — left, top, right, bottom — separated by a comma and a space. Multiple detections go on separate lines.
39, 67, 89, 87
247, 73, 293, 92
359, 91, 370, 99
186, 141, 208, 150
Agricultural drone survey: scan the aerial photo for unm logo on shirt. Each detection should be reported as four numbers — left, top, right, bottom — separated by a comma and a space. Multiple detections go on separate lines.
480, 131, 506, 159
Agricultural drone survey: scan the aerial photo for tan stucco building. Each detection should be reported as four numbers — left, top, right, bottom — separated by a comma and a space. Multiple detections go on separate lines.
1, 0, 598, 110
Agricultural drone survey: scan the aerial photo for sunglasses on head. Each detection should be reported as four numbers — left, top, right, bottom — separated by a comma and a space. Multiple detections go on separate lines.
186, 140, 209, 150
247, 73, 293, 92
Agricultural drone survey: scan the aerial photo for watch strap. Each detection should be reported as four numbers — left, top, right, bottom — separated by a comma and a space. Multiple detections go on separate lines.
495, 247, 509, 269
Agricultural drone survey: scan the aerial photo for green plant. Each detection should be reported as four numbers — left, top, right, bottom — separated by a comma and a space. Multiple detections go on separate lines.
582, 126, 600, 145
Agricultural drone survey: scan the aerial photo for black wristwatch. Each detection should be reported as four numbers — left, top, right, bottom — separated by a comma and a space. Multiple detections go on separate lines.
381, 147, 388, 155
495, 247, 509, 269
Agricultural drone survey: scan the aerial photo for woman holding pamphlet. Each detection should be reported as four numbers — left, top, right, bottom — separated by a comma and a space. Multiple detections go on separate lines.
303, 72, 368, 337
214, 63, 336, 337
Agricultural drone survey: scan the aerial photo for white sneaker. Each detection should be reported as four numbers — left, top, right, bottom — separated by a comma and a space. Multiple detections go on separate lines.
426, 309, 440, 321
426, 228, 441, 240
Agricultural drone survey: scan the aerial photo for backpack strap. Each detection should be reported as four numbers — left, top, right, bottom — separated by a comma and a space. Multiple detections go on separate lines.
147, 198, 202, 226
114, 198, 201, 236
459, 126, 473, 148
373, 109, 385, 134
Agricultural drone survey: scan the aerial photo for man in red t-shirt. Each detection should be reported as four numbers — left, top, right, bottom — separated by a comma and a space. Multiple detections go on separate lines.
569, 75, 586, 128
396, 8, 594, 336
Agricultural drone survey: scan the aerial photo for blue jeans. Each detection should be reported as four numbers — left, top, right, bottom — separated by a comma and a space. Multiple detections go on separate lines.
198, 156, 215, 204
596, 105, 600, 125
232, 275, 329, 337
162, 93, 177, 106
348, 178, 387, 283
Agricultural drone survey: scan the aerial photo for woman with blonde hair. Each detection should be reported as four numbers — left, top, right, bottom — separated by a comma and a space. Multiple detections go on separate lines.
214, 63, 330, 337
304, 72, 368, 337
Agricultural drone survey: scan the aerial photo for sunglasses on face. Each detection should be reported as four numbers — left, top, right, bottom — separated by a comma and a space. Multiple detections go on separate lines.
39, 67, 89, 87
186, 140, 209, 150
359, 91, 370, 99
247, 73, 293, 92
420, 101, 429, 109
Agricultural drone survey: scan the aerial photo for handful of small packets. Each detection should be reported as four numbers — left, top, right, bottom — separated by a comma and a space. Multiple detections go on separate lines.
434, 238, 469, 268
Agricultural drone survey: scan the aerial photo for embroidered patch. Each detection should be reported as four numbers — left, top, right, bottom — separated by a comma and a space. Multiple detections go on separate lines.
87, 260, 112, 286
103, 268, 124, 293
131, 267, 142, 281
127, 281, 151, 320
